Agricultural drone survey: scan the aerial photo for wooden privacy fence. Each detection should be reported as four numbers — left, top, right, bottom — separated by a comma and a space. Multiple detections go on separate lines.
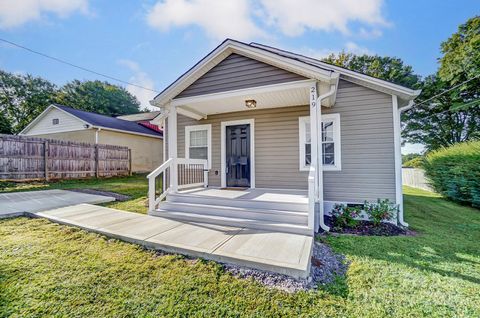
0, 134, 131, 181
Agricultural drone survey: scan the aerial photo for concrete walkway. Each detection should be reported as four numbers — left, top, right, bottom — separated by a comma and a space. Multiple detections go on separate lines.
35, 204, 313, 278
0, 190, 115, 218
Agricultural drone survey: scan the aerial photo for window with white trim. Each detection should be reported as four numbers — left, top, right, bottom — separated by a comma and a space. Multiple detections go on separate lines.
299, 114, 341, 171
185, 124, 212, 169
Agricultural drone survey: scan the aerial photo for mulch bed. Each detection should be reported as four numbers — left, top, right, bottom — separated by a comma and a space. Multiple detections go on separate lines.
68, 189, 131, 202
324, 216, 414, 236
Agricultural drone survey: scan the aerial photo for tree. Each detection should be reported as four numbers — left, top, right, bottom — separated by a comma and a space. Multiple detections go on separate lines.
0, 112, 12, 134
323, 52, 422, 89
0, 70, 58, 133
55, 80, 141, 117
402, 16, 480, 151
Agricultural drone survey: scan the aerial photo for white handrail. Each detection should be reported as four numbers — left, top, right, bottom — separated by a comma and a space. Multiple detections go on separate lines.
147, 158, 209, 212
147, 158, 173, 211
147, 158, 173, 179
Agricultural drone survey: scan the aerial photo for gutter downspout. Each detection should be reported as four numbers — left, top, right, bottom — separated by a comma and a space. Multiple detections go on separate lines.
396, 99, 414, 227
95, 128, 101, 144
315, 84, 336, 232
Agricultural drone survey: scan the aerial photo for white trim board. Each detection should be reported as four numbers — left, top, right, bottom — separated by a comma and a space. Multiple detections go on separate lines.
392, 95, 407, 226
185, 124, 212, 169
220, 119, 255, 189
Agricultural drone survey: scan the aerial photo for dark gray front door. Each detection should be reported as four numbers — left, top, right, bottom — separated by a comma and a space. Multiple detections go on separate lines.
226, 124, 250, 187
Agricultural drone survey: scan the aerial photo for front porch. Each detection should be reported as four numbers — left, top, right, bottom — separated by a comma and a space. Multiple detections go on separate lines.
147, 78, 337, 234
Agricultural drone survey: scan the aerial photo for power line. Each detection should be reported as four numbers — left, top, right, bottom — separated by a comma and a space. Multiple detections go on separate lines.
411, 73, 480, 108
0, 37, 160, 93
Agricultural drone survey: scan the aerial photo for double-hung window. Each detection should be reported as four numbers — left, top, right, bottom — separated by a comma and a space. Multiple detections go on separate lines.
185, 124, 212, 169
299, 114, 341, 171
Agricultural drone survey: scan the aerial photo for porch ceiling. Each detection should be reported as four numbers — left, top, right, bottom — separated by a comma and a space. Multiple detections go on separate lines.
171, 80, 311, 118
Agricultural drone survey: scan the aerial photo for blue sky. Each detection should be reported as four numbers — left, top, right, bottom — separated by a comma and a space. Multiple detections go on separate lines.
0, 0, 478, 154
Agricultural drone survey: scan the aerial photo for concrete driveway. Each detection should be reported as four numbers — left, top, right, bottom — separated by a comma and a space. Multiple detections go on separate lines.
0, 189, 115, 218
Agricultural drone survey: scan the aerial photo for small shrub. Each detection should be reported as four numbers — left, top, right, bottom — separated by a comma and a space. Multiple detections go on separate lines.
331, 204, 360, 229
364, 199, 398, 226
423, 141, 480, 208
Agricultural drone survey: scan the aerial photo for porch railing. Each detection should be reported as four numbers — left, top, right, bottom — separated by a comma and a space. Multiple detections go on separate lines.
177, 158, 209, 190
147, 158, 208, 211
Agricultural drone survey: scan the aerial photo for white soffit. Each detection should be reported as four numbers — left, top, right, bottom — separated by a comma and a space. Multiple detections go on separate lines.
176, 85, 310, 116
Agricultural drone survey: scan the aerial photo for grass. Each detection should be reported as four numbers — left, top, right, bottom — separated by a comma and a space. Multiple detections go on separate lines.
0, 179, 479, 317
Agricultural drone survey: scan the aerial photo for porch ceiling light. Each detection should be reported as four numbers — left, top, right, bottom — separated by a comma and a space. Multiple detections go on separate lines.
245, 99, 257, 109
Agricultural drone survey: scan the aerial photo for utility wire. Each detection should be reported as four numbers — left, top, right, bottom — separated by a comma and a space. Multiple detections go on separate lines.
411, 73, 480, 109
0, 37, 160, 93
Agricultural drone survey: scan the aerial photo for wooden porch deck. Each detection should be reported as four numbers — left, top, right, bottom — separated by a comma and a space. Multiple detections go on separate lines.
150, 187, 311, 235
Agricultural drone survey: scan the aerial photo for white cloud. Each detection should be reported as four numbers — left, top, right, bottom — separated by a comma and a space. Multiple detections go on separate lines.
146, 0, 388, 41
0, 0, 89, 29
358, 27, 383, 39
146, 0, 264, 41
296, 42, 374, 60
118, 59, 158, 111
259, 0, 387, 36
344, 41, 373, 55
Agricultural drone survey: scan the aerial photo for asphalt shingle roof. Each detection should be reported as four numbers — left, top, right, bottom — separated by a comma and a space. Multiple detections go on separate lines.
54, 104, 162, 138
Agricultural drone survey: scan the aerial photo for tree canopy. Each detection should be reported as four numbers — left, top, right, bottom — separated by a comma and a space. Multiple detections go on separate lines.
323, 52, 422, 89
402, 16, 480, 151
0, 70, 57, 133
0, 71, 142, 133
55, 80, 141, 117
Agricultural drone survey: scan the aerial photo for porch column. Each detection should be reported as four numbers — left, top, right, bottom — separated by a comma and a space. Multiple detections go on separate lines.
309, 81, 324, 231
168, 104, 178, 192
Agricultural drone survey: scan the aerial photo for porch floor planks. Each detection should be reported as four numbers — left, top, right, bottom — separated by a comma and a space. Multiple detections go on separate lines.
34, 204, 312, 278
179, 187, 309, 203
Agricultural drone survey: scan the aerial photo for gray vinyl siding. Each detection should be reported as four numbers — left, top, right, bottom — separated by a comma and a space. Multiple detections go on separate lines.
168, 79, 396, 202
176, 53, 307, 98
176, 106, 310, 189
323, 80, 396, 202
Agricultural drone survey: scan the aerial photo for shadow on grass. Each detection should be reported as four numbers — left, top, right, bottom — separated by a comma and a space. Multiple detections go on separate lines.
326, 188, 480, 286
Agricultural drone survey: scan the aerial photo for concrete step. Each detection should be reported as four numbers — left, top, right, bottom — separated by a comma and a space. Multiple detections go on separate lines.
167, 192, 308, 212
158, 201, 308, 225
149, 210, 312, 235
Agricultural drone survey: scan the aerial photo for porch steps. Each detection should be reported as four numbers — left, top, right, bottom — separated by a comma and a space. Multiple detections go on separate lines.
150, 192, 311, 235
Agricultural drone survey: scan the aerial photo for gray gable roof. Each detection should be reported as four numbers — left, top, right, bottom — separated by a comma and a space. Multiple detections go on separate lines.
54, 104, 162, 138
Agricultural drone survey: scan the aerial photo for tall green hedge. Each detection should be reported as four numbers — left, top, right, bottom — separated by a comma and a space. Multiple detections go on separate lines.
423, 141, 480, 208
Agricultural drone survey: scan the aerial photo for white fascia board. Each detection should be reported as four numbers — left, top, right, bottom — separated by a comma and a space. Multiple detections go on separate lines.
91, 125, 163, 139
250, 43, 421, 99
152, 40, 334, 107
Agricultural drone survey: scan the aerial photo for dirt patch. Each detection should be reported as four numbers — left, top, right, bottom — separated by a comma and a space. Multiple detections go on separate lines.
68, 189, 130, 202
324, 215, 415, 236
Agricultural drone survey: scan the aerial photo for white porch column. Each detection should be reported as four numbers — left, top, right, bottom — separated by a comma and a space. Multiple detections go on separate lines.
168, 104, 178, 192
309, 82, 319, 199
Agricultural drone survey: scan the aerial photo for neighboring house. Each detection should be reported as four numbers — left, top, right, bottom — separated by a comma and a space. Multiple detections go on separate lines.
20, 104, 163, 172
150, 39, 420, 234
117, 111, 163, 133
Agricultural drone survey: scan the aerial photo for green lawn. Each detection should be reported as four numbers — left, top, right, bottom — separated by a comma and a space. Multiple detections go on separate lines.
0, 178, 479, 317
